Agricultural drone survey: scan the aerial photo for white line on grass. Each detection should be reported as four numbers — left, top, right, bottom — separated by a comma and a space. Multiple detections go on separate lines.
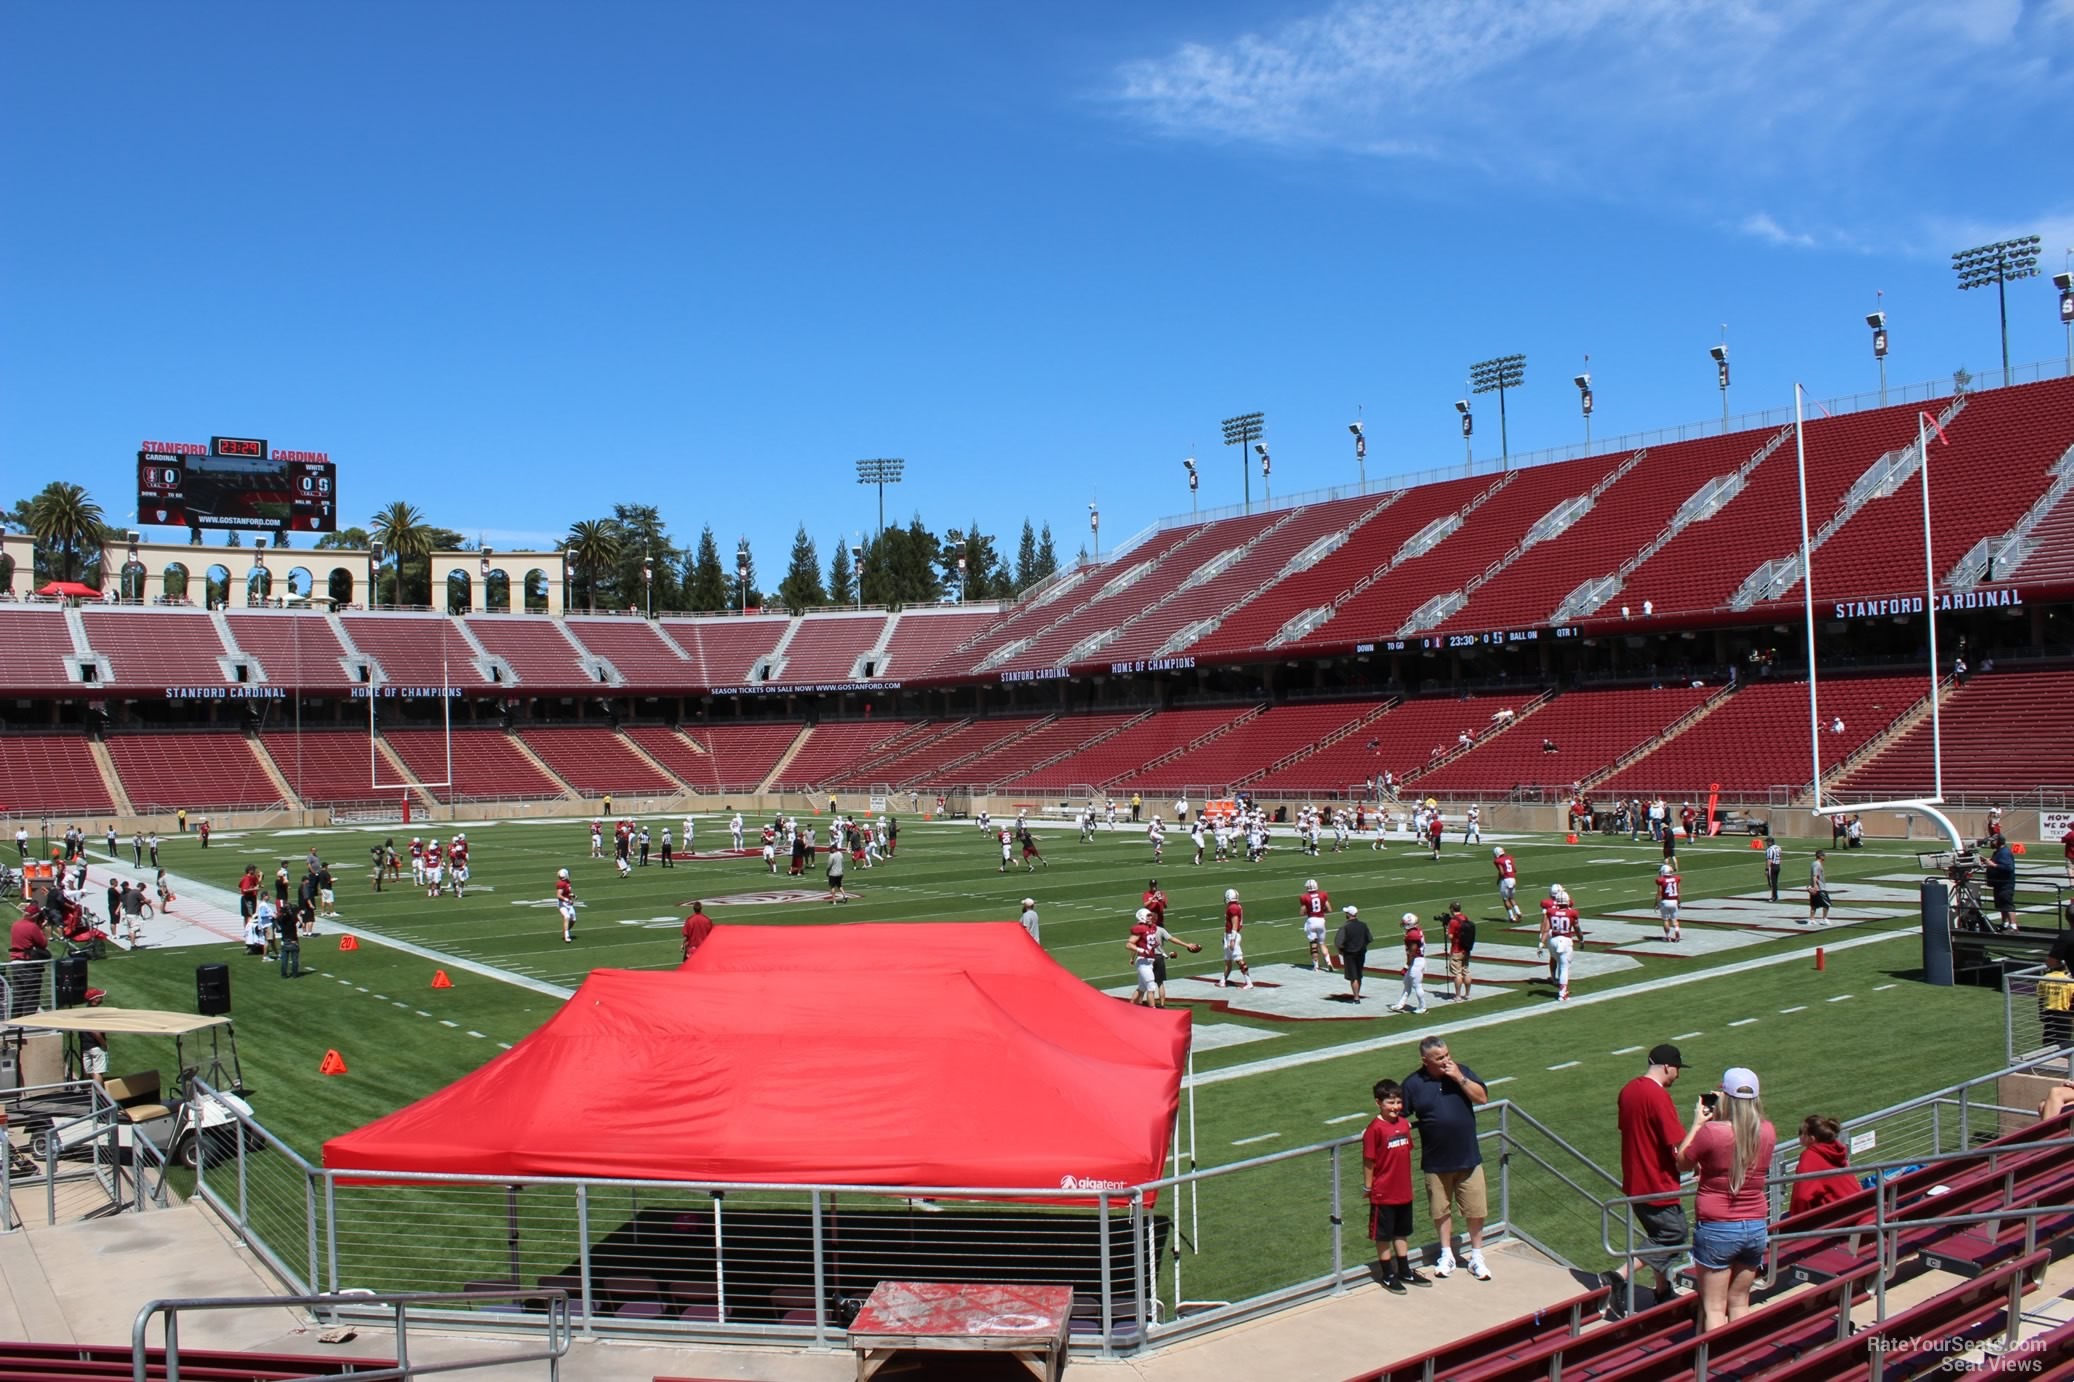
1827, 994, 1853, 1003
1874, 983, 1897, 991
497, 1042, 513, 1050
414, 1010, 431, 1018
1232, 1132, 1280, 1146
1548, 1061, 1581, 1071
1612, 1046, 1644, 1056
1673, 1032, 1703, 1040
1730, 1018, 1759, 1027
1192, 930, 1910, 1088
1325, 1112, 1370, 1124
1486, 1076, 1517, 1087
467, 1030, 486, 1038
439, 1020, 458, 1028
1780, 1005, 1808, 1014
330, 925, 575, 1001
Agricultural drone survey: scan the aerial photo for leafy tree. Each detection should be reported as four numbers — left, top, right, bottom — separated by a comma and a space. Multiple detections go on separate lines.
687, 526, 728, 612
899, 514, 941, 603
939, 519, 1004, 601
564, 518, 624, 614
26, 482, 110, 585
369, 502, 434, 604
607, 503, 680, 613
777, 524, 826, 612
827, 537, 855, 605
315, 526, 370, 551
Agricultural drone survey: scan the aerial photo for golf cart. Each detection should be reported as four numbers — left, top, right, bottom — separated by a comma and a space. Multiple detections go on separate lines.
2, 1008, 253, 1170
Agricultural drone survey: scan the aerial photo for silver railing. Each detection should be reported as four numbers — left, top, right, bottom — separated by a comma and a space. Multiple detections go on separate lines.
1, 1077, 173, 1230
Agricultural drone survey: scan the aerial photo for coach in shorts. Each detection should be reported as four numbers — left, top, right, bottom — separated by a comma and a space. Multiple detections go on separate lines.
1402, 1034, 1492, 1280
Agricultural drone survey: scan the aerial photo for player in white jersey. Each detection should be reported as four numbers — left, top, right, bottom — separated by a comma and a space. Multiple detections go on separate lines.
1105, 798, 1118, 829
1189, 820, 1206, 865
977, 810, 992, 834
1080, 808, 1096, 842
997, 828, 1013, 873
683, 815, 696, 852
1464, 805, 1482, 845
589, 822, 603, 860
730, 812, 744, 850
1332, 810, 1350, 852
1148, 818, 1165, 864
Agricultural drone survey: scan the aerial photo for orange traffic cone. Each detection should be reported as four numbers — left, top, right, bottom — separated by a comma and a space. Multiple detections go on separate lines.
1565, 833, 1579, 845
2012, 842, 2027, 855
1749, 837, 1765, 850
319, 1049, 349, 1075
431, 970, 453, 990
338, 935, 359, 951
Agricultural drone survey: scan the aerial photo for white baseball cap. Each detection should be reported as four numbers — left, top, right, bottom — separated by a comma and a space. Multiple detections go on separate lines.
1343, 904, 1359, 917
1021, 898, 1036, 909
1722, 1067, 1762, 1100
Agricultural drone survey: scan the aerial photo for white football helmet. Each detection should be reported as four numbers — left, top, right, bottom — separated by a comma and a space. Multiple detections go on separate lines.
1224, 889, 1238, 903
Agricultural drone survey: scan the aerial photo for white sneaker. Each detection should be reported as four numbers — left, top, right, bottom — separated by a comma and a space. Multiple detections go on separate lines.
1432, 1253, 1457, 1278
1468, 1251, 1491, 1281
1243, 981, 1254, 990
1216, 978, 1227, 988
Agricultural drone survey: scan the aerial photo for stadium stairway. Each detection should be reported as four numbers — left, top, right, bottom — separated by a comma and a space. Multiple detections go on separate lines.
244, 731, 303, 807
1577, 681, 1737, 792
752, 725, 814, 796
616, 727, 699, 794
80, 739, 134, 817
503, 732, 583, 801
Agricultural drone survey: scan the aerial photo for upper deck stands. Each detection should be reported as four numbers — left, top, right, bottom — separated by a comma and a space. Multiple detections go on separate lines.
561, 618, 699, 691
339, 614, 490, 690
465, 616, 597, 691
224, 612, 359, 693
774, 614, 887, 683
874, 609, 995, 678
80, 608, 232, 691
666, 616, 789, 686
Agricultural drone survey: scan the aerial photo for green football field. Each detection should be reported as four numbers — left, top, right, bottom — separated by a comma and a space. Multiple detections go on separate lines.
63, 813, 2005, 1302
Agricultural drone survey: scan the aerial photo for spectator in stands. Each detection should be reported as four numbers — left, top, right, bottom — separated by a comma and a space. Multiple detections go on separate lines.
1786, 1115, 1858, 1217
1540, 737, 1557, 754
1985, 835, 2018, 933
1676, 1066, 1775, 1333
1954, 655, 1969, 686
1610, 1044, 1689, 1317
681, 903, 713, 961
1403, 1035, 1491, 1280
2039, 1080, 2074, 1122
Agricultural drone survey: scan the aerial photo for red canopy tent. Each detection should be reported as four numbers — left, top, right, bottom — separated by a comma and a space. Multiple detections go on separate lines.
34, 581, 100, 599
323, 923, 1189, 1194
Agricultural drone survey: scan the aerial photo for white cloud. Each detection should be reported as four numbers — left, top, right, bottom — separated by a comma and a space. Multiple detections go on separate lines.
1739, 212, 1817, 250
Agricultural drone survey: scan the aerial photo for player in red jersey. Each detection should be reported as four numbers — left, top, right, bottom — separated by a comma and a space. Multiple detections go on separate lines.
1299, 878, 1333, 971
1218, 888, 1253, 990
555, 868, 577, 943
1655, 863, 1682, 943
1426, 810, 1445, 860
1544, 889, 1583, 1002
424, 839, 445, 898
449, 833, 470, 899
1492, 846, 1522, 925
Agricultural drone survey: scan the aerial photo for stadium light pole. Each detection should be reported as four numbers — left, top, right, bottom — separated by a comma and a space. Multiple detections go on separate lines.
1953, 236, 2041, 379
1182, 458, 1198, 513
369, 539, 384, 611
642, 551, 654, 619
1709, 343, 1731, 427
1867, 303, 1889, 406
479, 545, 493, 616
956, 555, 967, 605
854, 458, 905, 541
1469, 354, 1525, 466
735, 538, 749, 616
1255, 443, 1272, 506
1573, 370, 1593, 450
850, 541, 863, 609
1220, 412, 1264, 514
2054, 267, 2074, 377
1088, 501, 1100, 563
1454, 399, 1472, 474
1348, 418, 1366, 491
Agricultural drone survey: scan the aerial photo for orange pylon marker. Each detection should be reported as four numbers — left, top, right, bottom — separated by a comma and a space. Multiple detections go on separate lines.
1815, 947, 1826, 972
431, 970, 453, 990
338, 935, 360, 951
319, 1050, 349, 1076
1565, 833, 1579, 845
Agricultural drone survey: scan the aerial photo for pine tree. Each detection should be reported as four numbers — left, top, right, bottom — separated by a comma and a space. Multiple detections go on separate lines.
1036, 523, 1060, 582
777, 524, 826, 612
728, 538, 761, 612
828, 538, 855, 605
899, 514, 941, 604
1013, 520, 1038, 594
687, 526, 728, 612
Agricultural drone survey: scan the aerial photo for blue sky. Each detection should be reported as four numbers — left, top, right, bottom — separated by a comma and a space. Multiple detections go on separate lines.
4, 1, 2070, 580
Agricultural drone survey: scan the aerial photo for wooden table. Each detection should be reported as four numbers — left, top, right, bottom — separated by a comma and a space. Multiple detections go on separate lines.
848, 1280, 1073, 1381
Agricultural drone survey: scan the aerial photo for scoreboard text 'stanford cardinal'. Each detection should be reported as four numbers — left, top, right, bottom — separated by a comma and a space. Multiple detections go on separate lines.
136, 435, 337, 533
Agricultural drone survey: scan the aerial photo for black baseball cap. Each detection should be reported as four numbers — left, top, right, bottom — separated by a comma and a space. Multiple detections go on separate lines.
1648, 1044, 1688, 1068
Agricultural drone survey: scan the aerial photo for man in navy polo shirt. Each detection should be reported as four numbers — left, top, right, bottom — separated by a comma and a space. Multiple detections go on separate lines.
1403, 1034, 1492, 1280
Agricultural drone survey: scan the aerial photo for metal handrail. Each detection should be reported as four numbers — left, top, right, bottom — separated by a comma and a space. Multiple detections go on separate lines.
132, 1289, 570, 1382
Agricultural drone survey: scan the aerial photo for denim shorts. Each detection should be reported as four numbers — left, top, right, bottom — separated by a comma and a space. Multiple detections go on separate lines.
1692, 1217, 1768, 1270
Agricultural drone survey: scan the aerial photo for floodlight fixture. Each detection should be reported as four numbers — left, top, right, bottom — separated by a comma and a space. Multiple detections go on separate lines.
854, 457, 906, 540
1182, 457, 1199, 512
735, 537, 750, 615
369, 539, 385, 609
1953, 235, 2042, 375
1255, 443, 1272, 504
1709, 340, 1731, 423
1220, 412, 1265, 513
2056, 271, 2074, 374
1349, 417, 1367, 489
1468, 353, 1526, 464
1089, 501, 1101, 563
1573, 371, 1594, 448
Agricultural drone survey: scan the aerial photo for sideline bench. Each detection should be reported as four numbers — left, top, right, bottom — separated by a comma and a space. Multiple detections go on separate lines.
847, 1280, 1071, 1382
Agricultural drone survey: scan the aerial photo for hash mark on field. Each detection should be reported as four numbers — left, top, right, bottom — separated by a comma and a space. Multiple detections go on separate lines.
1874, 983, 1897, 991
439, 1020, 458, 1028
467, 1030, 486, 1038
1486, 1076, 1516, 1087
1548, 1061, 1581, 1071
497, 1042, 513, 1050
414, 1010, 431, 1018
1232, 1133, 1280, 1146
1325, 1112, 1370, 1124
1780, 1005, 1808, 1013
1673, 1031, 1703, 1040
1612, 1045, 1644, 1056
1827, 994, 1853, 1003
1730, 1018, 1759, 1027
392, 1001, 408, 1008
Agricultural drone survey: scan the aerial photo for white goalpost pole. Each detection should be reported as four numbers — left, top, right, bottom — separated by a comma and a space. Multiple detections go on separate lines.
1918, 410, 1944, 803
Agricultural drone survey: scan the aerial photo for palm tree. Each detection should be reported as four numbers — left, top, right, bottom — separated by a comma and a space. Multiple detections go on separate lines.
369, 502, 432, 604
26, 482, 105, 584
564, 519, 623, 613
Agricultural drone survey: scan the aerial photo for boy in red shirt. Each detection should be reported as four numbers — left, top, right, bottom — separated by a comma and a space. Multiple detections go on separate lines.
1362, 1078, 1429, 1292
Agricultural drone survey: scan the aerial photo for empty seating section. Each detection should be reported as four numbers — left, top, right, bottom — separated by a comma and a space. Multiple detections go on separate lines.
1249, 694, 1516, 793
105, 733, 279, 810
1417, 685, 1711, 795
81, 609, 229, 689
520, 727, 679, 795
940, 529, 1201, 677
775, 614, 886, 682
955, 711, 1138, 788
844, 716, 1048, 787
1601, 676, 1926, 798
770, 719, 920, 789
223, 612, 358, 692
1300, 454, 1621, 645
256, 731, 391, 806
0, 734, 112, 814
1192, 476, 1490, 657
875, 609, 996, 677
684, 722, 802, 791
1838, 669, 2074, 799
1139, 702, 1382, 794
383, 729, 563, 802
1008, 707, 1249, 791
1621, 402, 1925, 617
624, 726, 720, 791
0, 607, 78, 690
2013, 493, 2074, 583
561, 618, 699, 690
1442, 437, 1759, 632
340, 614, 489, 689
1810, 376, 2074, 601
466, 616, 596, 690
668, 617, 789, 686
1101, 498, 1376, 664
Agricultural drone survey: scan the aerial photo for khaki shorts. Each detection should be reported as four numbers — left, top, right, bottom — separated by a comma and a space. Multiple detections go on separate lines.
1448, 954, 1471, 982
1425, 1165, 1488, 1222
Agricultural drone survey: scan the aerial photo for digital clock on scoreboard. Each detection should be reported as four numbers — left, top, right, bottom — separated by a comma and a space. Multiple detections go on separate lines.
210, 436, 268, 459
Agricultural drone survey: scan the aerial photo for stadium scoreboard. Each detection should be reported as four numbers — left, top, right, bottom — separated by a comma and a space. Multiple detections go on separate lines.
137, 436, 337, 533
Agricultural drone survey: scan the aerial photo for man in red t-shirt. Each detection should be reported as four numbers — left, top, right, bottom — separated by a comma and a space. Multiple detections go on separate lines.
681, 902, 714, 962
1610, 1043, 1689, 1316
236, 866, 260, 921
2062, 826, 2074, 886
1361, 1078, 1428, 1292
1444, 902, 1474, 1003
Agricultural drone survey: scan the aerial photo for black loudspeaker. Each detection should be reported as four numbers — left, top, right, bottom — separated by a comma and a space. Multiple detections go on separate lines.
196, 963, 232, 1017
54, 954, 89, 1008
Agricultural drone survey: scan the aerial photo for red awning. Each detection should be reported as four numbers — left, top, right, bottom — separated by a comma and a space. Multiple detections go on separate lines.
323, 923, 1188, 1196
34, 581, 100, 598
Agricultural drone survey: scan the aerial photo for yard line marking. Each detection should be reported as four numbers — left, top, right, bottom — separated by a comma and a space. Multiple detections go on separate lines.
326, 926, 574, 1002
1232, 1132, 1281, 1146
467, 1030, 487, 1038
1780, 1005, 1808, 1013
1548, 1061, 1581, 1071
1730, 1018, 1759, 1027
1194, 931, 1911, 1089
1325, 1112, 1371, 1124
1486, 1076, 1517, 1087
1827, 994, 1853, 1003
415, 1010, 432, 1018
1874, 983, 1897, 991
1612, 1046, 1644, 1056
1673, 1031, 1703, 1040
497, 1042, 513, 1050
391, 1001, 409, 1008
439, 1020, 458, 1028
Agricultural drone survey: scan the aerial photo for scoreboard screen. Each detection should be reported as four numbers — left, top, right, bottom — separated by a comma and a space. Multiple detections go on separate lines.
136, 438, 337, 533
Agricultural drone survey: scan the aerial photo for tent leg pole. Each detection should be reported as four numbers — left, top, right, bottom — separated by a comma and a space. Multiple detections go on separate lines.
1188, 1053, 1199, 1254
712, 1192, 727, 1324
